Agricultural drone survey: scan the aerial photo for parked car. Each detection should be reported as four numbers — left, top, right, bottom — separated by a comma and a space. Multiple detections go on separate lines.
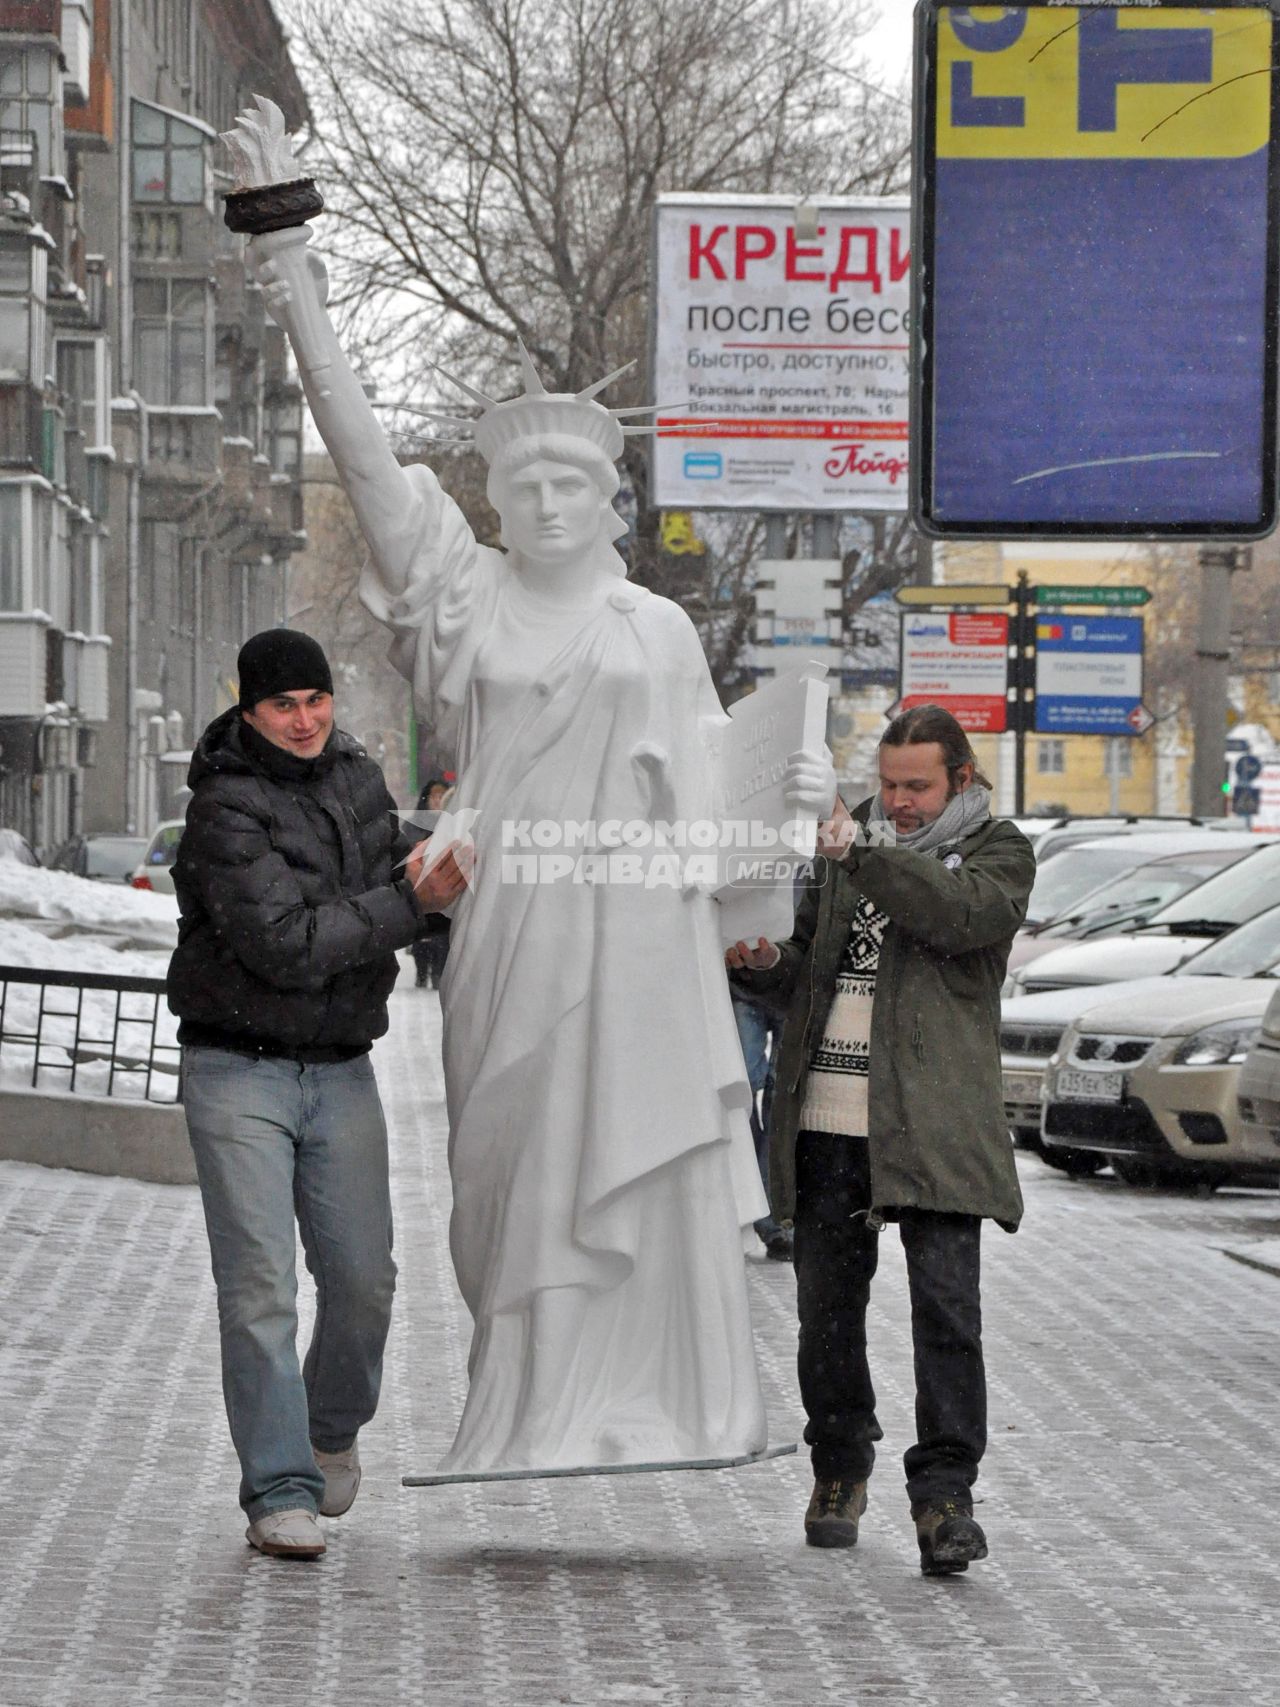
47, 832, 149, 883
1005, 839, 1280, 996
1019, 830, 1236, 931
1021, 814, 1214, 866
0, 827, 39, 866
1026, 841, 1259, 944
1037, 905, 1280, 1187
1003, 976, 1175, 1170
130, 820, 185, 893
1237, 985, 1280, 1165
1007, 834, 1264, 979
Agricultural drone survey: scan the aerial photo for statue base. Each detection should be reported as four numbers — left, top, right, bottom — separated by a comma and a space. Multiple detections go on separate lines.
402, 1442, 797, 1487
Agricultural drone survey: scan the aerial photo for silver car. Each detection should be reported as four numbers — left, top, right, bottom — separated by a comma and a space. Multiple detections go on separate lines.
1238, 986, 1280, 1162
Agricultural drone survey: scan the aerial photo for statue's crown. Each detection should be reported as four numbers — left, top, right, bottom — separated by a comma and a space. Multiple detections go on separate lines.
404, 342, 667, 465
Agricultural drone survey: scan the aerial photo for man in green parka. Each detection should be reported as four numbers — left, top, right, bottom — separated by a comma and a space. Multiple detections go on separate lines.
728, 703, 1034, 1577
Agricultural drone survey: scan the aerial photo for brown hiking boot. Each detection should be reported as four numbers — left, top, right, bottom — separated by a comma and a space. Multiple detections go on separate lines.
804, 1477, 869, 1549
912, 1499, 988, 1576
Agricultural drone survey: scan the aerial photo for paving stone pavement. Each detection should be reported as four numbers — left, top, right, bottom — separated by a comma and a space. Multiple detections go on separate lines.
2, 972, 1280, 1706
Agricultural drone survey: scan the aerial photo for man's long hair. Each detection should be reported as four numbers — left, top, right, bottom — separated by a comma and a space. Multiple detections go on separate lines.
881, 703, 994, 793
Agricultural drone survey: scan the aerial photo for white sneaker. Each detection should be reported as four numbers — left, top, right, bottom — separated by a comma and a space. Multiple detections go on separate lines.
246, 1507, 326, 1559
314, 1441, 361, 1517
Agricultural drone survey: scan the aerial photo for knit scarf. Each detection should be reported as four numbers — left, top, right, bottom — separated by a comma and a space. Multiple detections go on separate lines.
867, 783, 992, 857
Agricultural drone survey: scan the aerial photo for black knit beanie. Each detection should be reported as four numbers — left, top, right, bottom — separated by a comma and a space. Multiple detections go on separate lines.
237, 629, 334, 708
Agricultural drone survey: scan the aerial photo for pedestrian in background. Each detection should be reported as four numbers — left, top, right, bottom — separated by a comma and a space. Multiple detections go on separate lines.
169, 630, 468, 1559
728, 704, 1034, 1576
730, 989, 791, 1260
411, 777, 454, 990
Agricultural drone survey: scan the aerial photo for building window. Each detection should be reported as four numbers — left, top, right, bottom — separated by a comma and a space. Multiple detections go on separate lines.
0, 47, 57, 178
133, 277, 208, 405
0, 243, 31, 379
1037, 740, 1066, 775
267, 399, 302, 476
131, 209, 183, 261
56, 338, 100, 442
0, 484, 25, 610
131, 101, 206, 205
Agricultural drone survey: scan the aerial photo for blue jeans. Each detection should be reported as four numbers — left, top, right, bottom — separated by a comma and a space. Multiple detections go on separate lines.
182, 1048, 397, 1521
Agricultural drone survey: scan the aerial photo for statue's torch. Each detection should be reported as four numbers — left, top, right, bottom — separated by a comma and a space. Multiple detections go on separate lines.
221, 96, 333, 400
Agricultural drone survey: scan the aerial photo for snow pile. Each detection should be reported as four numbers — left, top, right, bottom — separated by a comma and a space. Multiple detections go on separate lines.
0, 916, 177, 1102
0, 860, 178, 945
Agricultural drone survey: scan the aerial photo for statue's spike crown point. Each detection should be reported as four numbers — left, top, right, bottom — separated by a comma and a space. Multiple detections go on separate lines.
515, 339, 547, 396
576, 360, 636, 401
430, 364, 499, 409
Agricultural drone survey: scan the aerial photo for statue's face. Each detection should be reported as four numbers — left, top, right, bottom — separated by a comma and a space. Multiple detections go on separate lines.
497, 458, 609, 565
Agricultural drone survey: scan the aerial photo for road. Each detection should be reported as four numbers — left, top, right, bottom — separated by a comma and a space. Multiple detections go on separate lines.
1, 978, 1278, 1706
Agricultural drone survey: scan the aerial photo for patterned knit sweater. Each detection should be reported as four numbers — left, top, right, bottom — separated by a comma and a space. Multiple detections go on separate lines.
799, 893, 887, 1138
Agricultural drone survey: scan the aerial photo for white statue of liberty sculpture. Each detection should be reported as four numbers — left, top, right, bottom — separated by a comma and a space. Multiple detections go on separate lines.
224, 99, 836, 1475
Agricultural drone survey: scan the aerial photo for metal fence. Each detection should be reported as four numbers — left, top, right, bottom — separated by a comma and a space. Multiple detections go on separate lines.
0, 965, 179, 1102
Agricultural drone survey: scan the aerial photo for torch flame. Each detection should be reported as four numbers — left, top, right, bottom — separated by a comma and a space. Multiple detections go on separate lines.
220, 95, 303, 191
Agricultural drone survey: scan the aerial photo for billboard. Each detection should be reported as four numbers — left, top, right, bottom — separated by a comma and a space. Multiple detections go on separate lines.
912, 2, 1280, 538
651, 194, 911, 511
1035, 615, 1145, 734
899, 610, 1009, 732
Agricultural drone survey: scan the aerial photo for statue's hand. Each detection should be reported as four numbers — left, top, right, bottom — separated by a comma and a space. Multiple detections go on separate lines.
782, 746, 838, 820
248, 229, 329, 321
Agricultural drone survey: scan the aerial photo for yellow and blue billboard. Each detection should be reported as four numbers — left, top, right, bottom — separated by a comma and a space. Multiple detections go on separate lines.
912, 3, 1280, 536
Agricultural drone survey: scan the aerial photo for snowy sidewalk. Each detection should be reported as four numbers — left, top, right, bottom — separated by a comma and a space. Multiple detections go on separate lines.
1, 970, 1279, 1706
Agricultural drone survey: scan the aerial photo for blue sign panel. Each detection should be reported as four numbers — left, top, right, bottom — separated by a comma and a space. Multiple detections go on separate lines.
913, 3, 1280, 537
1035, 615, 1145, 734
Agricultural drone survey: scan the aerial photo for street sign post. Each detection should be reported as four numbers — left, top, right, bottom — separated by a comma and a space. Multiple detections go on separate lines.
1233, 785, 1263, 817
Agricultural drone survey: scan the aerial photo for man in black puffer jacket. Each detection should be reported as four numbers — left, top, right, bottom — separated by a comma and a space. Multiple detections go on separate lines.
169, 629, 468, 1561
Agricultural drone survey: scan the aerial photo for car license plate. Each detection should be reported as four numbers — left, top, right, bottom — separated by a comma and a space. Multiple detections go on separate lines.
1003, 1070, 1044, 1104
1055, 1066, 1124, 1104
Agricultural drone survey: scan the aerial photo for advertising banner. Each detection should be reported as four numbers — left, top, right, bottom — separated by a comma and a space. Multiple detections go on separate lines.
1035, 615, 1145, 734
912, 2, 1280, 537
651, 193, 911, 511
899, 610, 1009, 732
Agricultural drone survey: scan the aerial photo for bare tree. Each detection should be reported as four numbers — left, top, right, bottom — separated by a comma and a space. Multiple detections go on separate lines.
279, 0, 911, 676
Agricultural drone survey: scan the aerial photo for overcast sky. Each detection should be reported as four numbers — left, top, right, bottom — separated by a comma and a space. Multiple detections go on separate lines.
862, 4, 915, 88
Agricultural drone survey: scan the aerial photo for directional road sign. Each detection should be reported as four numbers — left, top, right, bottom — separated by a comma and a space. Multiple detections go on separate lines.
895, 584, 1010, 607
1034, 586, 1152, 608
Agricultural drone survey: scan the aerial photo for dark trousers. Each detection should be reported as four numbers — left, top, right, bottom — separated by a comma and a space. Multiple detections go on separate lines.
793, 1129, 986, 1507
411, 932, 450, 988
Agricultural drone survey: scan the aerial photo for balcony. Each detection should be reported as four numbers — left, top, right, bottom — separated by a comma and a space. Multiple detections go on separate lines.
64, 631, 110, 722
0, 613, 50, 719
141, 406, 222, 500
0, 5, 62, 39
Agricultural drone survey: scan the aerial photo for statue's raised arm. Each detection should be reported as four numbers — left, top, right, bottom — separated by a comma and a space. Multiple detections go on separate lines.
221, 98, 423, 600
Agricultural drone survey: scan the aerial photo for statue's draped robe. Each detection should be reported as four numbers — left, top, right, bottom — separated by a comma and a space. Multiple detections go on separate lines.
361, 466, 767, 1470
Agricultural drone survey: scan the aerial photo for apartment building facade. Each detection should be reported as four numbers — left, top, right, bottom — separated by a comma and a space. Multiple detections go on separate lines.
0, 0, 307, 850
